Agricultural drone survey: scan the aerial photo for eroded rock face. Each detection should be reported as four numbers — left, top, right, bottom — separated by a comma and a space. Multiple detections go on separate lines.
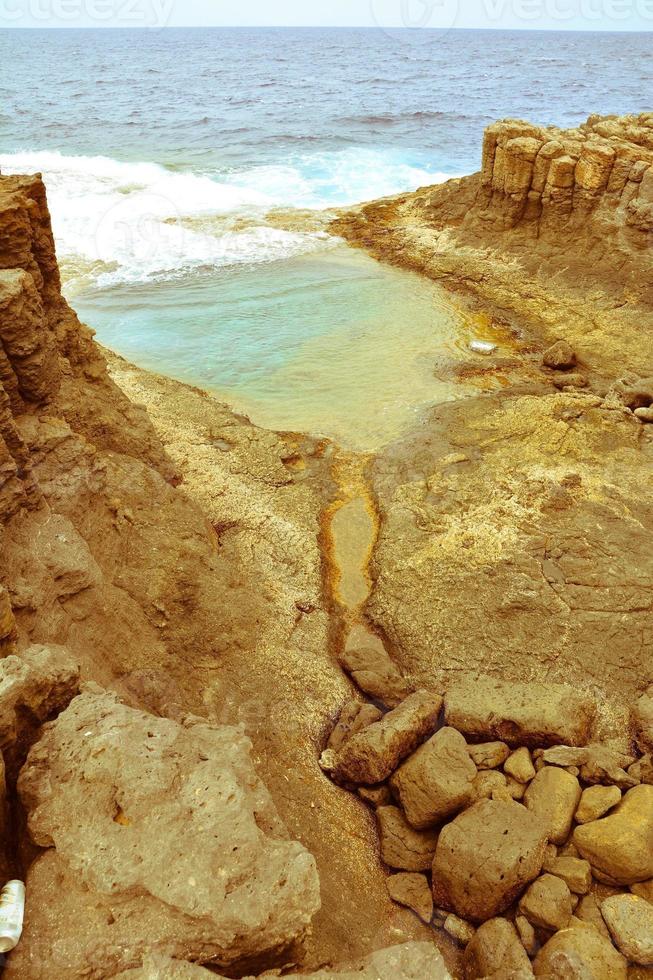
431, 799, 548, 922
573, 785, 653, 885
0, 644, 79, 772
10, 689, 320, 978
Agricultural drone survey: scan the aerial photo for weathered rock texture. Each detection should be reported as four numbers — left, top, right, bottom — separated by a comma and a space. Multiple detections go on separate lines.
332, 116, 653, 713
0, 173, 431, 969
10, 688, 320, 978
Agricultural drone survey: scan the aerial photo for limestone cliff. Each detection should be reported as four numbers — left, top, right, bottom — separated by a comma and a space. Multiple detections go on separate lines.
334, 113, 653, 375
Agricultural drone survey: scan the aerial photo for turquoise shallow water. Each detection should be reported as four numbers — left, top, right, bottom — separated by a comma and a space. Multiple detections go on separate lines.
1, 27, 650, 445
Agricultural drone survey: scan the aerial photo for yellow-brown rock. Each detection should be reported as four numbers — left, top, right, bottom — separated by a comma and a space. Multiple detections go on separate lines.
524, 766, 582, 844
573, 785, 653, 885
533, 927, 627, 979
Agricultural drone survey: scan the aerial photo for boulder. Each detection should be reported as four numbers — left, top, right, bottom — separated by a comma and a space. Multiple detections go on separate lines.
444, 678, 594, 748
543, 340, 577, 370
334, 691, 442, 785
431, 799, 548, 922
518, 873, 574, 931
327, 700, 383, 752
573, 785, 653, 885
544, 856, 592, 895
390, 727, 476, 828
575, 785, 622, 824
386, 873, 433, 924
634, 406, 653, 423
600, 894, 653, 966
10, 689, 320, 977
533, 927, 627, 978
462, 918, 534, 979
468, 741, 510, 770
472, 770, 507, 801
524, 767, 581, 844
337, 646, 413, 708
112, 943, 453, 979
376, 806, 438, 872
504, 747, 536, 783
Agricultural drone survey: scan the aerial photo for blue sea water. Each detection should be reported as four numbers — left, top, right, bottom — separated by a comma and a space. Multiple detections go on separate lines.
0, 27, 651, 444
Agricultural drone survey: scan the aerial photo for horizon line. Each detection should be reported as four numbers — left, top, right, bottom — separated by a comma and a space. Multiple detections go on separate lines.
2, 23, 653, 32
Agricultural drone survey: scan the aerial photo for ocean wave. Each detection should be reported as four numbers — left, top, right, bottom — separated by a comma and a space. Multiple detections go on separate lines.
0, 147, 458, 288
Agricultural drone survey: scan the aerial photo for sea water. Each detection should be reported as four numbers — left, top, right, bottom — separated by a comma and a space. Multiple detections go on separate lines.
1, 27, 650, 447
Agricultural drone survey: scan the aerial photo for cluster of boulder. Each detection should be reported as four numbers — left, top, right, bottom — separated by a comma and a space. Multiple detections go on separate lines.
322, 645, 653, 977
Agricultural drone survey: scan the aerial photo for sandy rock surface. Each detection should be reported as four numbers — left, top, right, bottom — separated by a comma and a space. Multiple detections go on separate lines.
112, 943, 452, 979
10, 689, 320, 977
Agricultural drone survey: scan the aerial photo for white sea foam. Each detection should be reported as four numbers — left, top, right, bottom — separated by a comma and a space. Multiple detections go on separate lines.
0, 148, 455, 287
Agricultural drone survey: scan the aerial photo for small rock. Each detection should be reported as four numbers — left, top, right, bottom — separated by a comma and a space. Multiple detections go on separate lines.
431, 799, 548, 922
338, 646, 413, 709
334, 690, 442, 785
533, 927, 627, 978
463, 918, 534, 979
390, 726, 476, 828
542, 745, 587, 767
319, 749, 338, 773
634, 406, 653, 423
490, 785, 513, 803
504, 747, 536, 783
376, 806, 438, 872
515, 914, 538, 957
327, 700, 383, 752
472, 770, 507, 801
519, 873, 574, 931
505, 776, 526, 800
468, 741, 510, 770
580, 743, 638, 789
543, 340, 576, 370
469, 339, 497, 355
601, 894, 653, 966
573, 785, 653, 885
524, 766, 581, 844
357, 784, 393, 808
618, 377, 653, 410
444, 913, 475, 946
544, 856, 592, 895
629, 754, 653, 785
575, 894, 611, 939
632, 880, 653, 903
386, 873, 434, 924
444, 677, 594, 748
553, 372, 588, 390
575, 785, 622, 824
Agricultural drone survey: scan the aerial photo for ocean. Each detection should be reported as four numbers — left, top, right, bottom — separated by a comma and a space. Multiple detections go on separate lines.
1, 27, 650, 447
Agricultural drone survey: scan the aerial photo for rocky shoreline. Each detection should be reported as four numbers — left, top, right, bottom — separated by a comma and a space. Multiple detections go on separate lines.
0, 113, 652, 978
